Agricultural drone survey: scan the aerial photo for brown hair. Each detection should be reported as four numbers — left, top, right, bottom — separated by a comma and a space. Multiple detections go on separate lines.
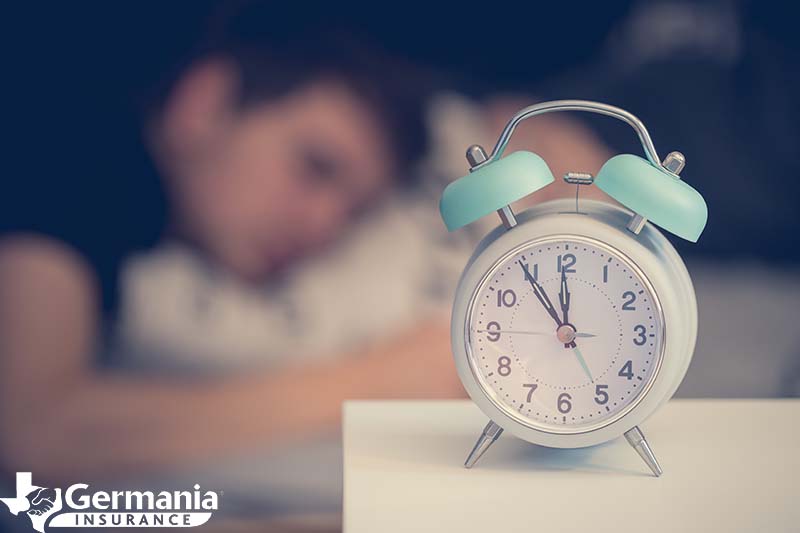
146, 2, 433, 182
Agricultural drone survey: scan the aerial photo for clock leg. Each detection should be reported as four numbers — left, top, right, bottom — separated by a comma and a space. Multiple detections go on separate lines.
464, 420, 503, 468
624, 426, 663, 477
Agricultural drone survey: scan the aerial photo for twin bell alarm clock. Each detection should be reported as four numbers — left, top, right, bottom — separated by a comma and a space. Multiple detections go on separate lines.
439, 100, 707, 476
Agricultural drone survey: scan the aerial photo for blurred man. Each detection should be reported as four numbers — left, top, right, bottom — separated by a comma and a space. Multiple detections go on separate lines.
0, 4, 463, 491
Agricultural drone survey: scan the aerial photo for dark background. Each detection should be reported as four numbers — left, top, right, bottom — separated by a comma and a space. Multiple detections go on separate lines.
4, 1, 799, 265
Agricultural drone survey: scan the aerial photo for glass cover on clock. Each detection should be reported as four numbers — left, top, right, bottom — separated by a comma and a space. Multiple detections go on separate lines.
466, 236, 664, 433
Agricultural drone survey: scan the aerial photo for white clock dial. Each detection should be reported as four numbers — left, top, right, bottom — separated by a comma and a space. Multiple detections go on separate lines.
466, 236, 664, 433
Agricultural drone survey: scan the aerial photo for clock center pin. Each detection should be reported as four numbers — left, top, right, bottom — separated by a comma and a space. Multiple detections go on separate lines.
556, 324, 577, 344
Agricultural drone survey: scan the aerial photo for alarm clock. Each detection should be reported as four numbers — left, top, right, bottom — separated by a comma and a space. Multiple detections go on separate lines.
439, 100, 707, 476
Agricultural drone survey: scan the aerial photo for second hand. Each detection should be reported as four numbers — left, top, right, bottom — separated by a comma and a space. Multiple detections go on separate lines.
476, 329, 597, 338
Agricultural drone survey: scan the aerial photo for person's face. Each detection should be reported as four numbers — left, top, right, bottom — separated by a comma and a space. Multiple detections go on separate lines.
160, 63, 394, 280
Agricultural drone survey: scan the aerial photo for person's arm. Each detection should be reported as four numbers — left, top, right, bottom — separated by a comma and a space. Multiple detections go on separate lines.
0, 235, 461, 484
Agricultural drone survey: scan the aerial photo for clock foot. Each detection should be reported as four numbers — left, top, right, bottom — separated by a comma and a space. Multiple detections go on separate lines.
624, 426, 663, 477
464, 420, 503, 468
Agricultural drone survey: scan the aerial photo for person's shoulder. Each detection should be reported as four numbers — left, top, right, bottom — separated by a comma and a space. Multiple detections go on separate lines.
0, 234, 101, 301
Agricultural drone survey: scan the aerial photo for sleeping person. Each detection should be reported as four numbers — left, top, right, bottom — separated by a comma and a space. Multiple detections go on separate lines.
0, 20, 465, 491
0, 5, 615, 520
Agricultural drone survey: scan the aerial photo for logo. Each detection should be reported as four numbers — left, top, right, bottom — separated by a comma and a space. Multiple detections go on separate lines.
0, 473, 62, 533
1, 473, 218, 532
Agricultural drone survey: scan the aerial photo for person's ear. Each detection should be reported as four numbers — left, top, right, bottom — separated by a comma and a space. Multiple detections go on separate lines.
159, 58, 240, 157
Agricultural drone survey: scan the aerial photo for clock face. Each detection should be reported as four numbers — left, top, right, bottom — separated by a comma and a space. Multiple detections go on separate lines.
466, 236, 664, 433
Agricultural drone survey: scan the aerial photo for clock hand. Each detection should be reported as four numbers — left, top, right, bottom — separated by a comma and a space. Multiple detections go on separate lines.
559, 268, 571, 325
518, 261, 563, 327
476, 329, 597, 338
571, 344, 594, 382
558, 268, 576, 348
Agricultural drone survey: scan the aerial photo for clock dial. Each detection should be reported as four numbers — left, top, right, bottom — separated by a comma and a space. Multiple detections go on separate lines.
466, 236, 664, 432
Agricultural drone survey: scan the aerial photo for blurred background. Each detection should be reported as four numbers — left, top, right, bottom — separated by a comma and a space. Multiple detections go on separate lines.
1, 1, 798, 531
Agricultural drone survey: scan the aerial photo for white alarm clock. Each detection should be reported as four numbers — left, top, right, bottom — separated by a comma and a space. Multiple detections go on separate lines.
439, 101, 708, 476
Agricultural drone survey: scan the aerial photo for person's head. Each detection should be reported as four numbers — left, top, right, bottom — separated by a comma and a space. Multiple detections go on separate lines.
149, 15, 429, 281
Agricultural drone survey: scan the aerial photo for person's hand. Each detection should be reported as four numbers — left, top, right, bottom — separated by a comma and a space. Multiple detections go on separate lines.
360, 319, 466, 399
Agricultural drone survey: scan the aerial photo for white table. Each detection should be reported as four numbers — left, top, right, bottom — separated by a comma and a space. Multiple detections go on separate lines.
343, 399, 800, 533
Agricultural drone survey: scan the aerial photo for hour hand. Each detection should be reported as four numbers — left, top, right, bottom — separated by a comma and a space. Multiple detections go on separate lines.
518, 260, 562, 327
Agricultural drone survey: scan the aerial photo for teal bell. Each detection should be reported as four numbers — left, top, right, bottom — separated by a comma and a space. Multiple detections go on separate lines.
439, 149, 554, 231
439, 100, 708, 242
595, 152, 708, 242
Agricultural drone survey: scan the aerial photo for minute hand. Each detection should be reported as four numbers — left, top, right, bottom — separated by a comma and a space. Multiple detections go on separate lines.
559, 268, 571, 325
519, 261, 563, 327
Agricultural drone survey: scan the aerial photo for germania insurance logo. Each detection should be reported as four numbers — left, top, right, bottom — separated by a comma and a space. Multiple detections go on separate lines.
1, 473, 219, 532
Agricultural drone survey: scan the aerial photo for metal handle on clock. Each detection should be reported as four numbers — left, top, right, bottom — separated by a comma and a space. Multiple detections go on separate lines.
476, 100, 663, 169
469, 100, 688, 236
